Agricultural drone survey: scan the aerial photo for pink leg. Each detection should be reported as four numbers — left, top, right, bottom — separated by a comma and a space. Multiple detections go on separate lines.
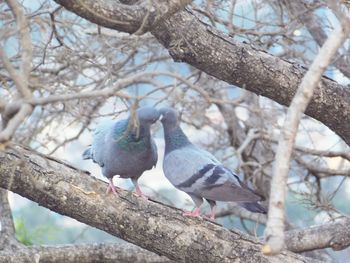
204, 201, 217, 221
183, 207, 201, 218
209, 204, 216, 221
134, 184, 148, 200
106, 178, 118, 196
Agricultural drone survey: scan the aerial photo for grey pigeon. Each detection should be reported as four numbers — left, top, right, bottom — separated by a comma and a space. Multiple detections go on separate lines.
160, 107, 266, 220
82, 106, 160, 198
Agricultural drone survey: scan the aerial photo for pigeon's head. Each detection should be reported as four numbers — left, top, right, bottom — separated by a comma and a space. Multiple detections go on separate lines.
136, 106, 160, 124
159, 107, 179, 129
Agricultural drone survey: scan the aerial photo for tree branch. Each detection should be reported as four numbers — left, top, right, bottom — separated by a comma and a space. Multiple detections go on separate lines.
263, 11, 350, 255
0, 145, 317, 263
0, 0, 34, 145
0, 104, 33, 144
285, 219, 350, 253
0, 188, 23, 250
5, 0, 33, 99
0, 189, 16, 237
53, 0, 192, 34
0, 243, 172, 263
53, 2, 350, 145
216, 204, 350, 253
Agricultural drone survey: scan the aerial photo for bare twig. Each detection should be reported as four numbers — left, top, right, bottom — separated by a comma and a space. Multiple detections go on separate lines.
263, 10, 350, 255
4, 0, 33, 99
0, 104, 33, 144
295, 156, 350, 177
261, 134, 350, 162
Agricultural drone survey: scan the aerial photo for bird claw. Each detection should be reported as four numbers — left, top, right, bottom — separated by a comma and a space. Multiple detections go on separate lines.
203, 214, 216, 221
106, 181, 118, 196
132, 191, 148, 200
182, 208, 201, 218
134, 185, 148, 200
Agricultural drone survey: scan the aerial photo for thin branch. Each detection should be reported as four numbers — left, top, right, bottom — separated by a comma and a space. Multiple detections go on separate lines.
281, 0, 350, 78
51, 1, 350, 145
0, 104, 33, 144
263, 10, 350, 255
0, 48, 27, 97
5, 0, 33, 99
295, 156, 350, 177
262, 135, 350, 162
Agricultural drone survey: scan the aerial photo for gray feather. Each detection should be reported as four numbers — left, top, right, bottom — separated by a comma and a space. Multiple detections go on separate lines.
83, 106, 160, 181
239, 202, 267, 214
160, 107, 264, 213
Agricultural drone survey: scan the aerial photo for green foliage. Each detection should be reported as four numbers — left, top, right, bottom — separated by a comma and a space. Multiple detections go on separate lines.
15, 218, 33, 245
15, 217, 57, 246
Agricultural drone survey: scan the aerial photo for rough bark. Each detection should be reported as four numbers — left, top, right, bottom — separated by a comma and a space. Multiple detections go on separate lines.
151, 10, 350, 145
53, 0, 192, 34
53, 1, 350, 145
285, 219, 350, 253
0, 188, 23, 250
0, 146, 318, 263
0, 243, 172, 263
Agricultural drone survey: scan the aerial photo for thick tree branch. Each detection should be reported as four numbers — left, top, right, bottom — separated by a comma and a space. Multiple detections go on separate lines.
216, 204, 350, 253
285, 219, 350, 253
0, 243, 172, 263
263, 13, 350, 255
0, 189, 16, 237
53, 0, 192, 34
53, 1, 350, 145
0, 189, 22, 251
0, 146, 317, 263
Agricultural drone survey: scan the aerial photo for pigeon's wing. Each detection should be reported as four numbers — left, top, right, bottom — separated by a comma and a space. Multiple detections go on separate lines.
163, 146, 223, 190
164, 146, 262, 202
200, 180, 262, 202
91, 120, 116, 167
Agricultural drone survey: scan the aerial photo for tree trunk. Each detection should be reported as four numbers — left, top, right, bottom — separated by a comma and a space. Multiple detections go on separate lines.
0, 146, 319, 263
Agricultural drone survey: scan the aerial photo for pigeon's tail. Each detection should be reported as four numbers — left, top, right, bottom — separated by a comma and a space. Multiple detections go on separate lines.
82, 147, 92, 160
240, 202, 267, 214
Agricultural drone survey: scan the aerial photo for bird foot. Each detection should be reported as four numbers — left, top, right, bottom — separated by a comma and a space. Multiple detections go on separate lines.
203, 214, 216, 221
106, 180, 118, 196
134, 185, 148, 200
182, 208, 201, 218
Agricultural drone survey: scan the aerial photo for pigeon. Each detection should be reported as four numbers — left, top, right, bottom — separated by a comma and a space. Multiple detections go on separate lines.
159, 107, 266, 220
82, 106, 160, 198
